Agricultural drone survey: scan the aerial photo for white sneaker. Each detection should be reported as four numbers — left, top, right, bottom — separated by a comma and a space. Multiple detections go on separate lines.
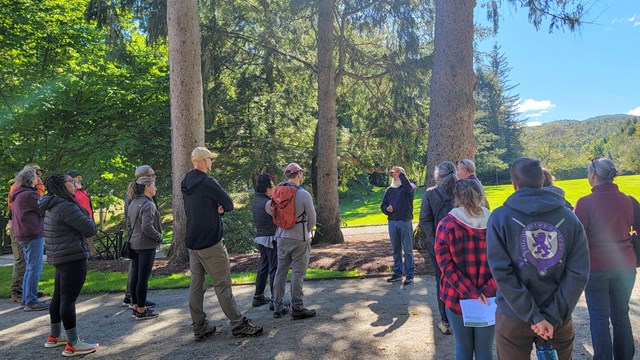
62, 339, 99, 357
44, 335, 67, 348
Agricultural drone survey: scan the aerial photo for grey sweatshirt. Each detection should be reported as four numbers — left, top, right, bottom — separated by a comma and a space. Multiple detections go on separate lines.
266, 185, 316, 241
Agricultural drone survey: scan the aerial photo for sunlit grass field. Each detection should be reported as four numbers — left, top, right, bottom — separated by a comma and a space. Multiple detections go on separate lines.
341, 174, 640, 227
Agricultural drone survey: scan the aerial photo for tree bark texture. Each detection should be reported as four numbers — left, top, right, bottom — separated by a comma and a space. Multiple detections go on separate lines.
426, 0, 477, 187
167, 0, 205, 264
313, 0, 344, 244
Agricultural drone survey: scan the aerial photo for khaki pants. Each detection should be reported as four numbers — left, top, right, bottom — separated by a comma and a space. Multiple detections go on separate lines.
272, 237, 310, 312
188, 241, 242, 334
495, 311, 574, 360
10, 226, 25, 295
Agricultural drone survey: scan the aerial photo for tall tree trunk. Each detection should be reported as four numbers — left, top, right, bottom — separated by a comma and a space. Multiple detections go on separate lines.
167, 0, 205, 264
313, 0, 343, 244
426, 0, 477, 187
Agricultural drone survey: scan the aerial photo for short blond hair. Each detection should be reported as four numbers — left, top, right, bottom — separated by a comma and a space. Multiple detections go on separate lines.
191, 147, 215, 161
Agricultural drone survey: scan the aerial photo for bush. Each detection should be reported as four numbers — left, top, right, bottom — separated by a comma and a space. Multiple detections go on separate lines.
222, 205, 257, 254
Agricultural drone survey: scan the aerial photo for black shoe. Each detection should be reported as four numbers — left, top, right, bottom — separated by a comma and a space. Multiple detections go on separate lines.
403, 278, 414, 285
231, 317, 263, 337
386, 274, 403, 282
122, 297, 131, 307
194, 324, 216, 342
37, 291, 44, 298
252, 296, 270, 307
291, 308, 316, 320
132, 308, 160, 320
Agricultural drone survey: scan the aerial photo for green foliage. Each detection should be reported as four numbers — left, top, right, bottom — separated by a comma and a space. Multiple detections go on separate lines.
221, 205, 257, 254
0, 0, 170, 212
521, 115, 640, 179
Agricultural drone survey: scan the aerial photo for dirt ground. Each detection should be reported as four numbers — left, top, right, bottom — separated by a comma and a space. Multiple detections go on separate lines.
87, 231, 435, 277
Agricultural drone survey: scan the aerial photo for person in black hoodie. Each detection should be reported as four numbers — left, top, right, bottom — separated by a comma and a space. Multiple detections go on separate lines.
251, 173, 278, 308
181, 147, 263, 341
40, 174, 99, 357
487, 158, 589, 360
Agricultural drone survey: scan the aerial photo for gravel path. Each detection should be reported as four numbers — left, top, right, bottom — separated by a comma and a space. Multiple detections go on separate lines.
2, 275, 640, 359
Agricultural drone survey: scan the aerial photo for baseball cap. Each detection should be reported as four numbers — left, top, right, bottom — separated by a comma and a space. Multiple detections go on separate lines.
284, 163, 303, 176
191, 147, 216, 161
135, 165, 155, 178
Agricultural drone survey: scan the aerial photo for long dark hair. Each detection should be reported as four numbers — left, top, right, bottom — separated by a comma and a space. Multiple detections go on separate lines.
45, 174, 77, 204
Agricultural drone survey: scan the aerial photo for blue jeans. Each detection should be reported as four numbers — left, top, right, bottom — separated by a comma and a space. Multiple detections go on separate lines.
388, 220, 414, 279
446, 307, 494, 360
585, 269, 636, 360
21, 237, 44, 305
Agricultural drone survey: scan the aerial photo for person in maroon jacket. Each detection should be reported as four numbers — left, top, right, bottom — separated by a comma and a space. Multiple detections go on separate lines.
574, 157, 637, 360
435, 179, 495, 360
9, 167, 46, 311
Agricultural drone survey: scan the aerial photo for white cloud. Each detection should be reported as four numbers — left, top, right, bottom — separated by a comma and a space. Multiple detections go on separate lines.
628, 106, 640, 116
525, 112, 545, 118
526, 121, 542, 127
515, 98, 556, 113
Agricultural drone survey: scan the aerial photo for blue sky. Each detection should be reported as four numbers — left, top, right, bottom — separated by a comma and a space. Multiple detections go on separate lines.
475, 0, 639, 126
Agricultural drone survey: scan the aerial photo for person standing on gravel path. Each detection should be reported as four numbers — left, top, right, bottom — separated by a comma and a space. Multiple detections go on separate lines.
487, 157, 589, 360
381, 166, 416, 286
182, 147, 263, 340
266, 163, 317, 320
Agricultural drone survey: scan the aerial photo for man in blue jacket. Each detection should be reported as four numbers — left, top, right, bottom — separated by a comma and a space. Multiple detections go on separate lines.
181, 147, 263, 340
380, 166, 416, 285
487, 157, 589, 359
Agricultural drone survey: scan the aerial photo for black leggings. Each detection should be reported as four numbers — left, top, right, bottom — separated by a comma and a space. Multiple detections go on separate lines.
130, 248, 156, 307
49, 259, 87, 330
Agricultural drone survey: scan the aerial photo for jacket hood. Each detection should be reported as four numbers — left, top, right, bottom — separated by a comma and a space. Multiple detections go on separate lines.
9, 186, 34, 202
504, 188, 566, 216
449, 207, 491, 229
38, 194, 67, 211
181, 169, 209, 195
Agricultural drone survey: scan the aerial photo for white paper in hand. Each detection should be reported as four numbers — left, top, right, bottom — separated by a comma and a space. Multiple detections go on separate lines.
459, 297, 497, 327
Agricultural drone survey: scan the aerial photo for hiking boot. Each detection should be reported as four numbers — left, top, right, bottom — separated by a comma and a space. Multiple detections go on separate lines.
62, 339, 99, 357
252, 295, 270, 307
132, 308, 160, 320
386, 274, 403, 282
44, 335, 67, 348
11, 292, 21, 303
24, 301, 48, 312
194, 323, 216, 342
438, 321, 452, 335
291, 308, 316, 320
273, 302, 291, 318
37, 291, 44, 298
403, 278, 414, 285
231, 317, 263, 337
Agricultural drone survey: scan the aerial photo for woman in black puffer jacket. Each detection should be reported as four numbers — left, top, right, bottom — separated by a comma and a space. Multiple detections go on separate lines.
39, 174, 98, 356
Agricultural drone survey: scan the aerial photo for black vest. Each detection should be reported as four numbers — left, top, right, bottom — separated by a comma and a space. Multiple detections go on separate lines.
253, 193, 276, 237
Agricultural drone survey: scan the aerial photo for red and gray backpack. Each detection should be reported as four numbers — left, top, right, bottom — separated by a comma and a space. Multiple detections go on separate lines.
270, 182, 305, 229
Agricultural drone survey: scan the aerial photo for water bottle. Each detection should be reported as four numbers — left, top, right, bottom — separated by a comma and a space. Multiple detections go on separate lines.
536, 340, 559, 360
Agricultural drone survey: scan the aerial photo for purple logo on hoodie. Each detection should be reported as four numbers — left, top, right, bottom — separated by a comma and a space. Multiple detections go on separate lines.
520, 221, 565, 275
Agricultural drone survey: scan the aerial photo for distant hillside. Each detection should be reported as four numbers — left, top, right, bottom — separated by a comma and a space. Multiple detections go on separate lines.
521, 113, 640, 179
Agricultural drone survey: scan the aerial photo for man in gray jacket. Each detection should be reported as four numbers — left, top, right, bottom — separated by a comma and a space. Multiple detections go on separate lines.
266, 163, 317, 320
487, 157, 589, 359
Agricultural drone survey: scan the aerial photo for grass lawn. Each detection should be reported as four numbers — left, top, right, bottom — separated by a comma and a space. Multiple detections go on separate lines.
341, 174, 640, 226
0, 265, 359, 298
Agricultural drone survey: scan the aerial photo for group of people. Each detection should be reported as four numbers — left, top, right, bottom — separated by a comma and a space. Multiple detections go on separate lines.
6, 152, 639, 359
380, 157, 639, 360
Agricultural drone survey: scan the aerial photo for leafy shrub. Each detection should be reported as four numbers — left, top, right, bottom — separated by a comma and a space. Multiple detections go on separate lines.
222, 205, 257, 254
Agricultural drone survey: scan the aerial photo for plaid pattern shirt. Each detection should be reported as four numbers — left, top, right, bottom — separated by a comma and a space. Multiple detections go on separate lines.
435, 214, 497, 316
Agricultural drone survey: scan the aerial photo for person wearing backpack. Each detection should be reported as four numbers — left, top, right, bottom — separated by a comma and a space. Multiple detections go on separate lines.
419, 161, 457, 335
381, 166, 416, 286
266, 163, 317, 320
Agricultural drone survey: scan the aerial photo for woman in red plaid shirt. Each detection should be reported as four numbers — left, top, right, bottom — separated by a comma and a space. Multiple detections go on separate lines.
435, 179, 496, 360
